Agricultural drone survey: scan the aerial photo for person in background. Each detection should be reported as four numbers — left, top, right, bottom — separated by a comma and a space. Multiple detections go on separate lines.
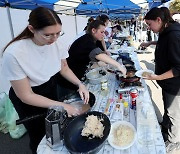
147, 29, 152, 41
96, 14, 111, 55
1, 7, 89, 154
104, 25, 112, 48
70, 17, 94, 46
103, 25, 122, 47
111, 25, 122, 39
84, 17, 94, 31
56, 20, 127, 97
129, 17, 136, 40
142, 7, 180, 153
96, 14, 110, 27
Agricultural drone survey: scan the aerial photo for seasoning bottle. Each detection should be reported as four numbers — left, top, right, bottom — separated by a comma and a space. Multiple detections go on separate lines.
100, 79, 108, 96
123, 101, 129, 116
130, 88, 138, 110
117, 93, 123, 103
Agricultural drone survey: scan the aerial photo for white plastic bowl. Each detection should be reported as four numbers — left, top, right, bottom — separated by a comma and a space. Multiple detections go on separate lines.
108, 121, 136, 150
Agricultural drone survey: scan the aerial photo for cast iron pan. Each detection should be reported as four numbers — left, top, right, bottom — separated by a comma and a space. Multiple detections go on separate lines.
63, 111, 111, 154
120, 76, 140, 83
118, 52, 130, 59
116, 69, 140, 83
122, 59, 134, 65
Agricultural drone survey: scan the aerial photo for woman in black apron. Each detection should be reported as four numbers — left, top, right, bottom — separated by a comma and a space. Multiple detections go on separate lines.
2, 7, 89, 154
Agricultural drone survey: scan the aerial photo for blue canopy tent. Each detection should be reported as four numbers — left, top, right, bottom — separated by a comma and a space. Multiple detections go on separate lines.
110, 14, 136, 20
75, 0, 141, 19
147, 0, 171, 9
0, 0, 143, 38
0, 0, 58, 38
0, 0, 57, 9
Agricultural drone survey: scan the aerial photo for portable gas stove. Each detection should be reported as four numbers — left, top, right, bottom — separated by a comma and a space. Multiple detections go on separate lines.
116, 57, 145, 94
117, 80, 144, 94
119, 80, 142, 88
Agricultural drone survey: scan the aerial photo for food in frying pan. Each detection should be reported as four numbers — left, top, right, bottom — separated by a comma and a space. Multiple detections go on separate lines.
81, 115, 104, 139
138, 46, 147, 50
113, 124, 134, 146
142, 71, 152, 77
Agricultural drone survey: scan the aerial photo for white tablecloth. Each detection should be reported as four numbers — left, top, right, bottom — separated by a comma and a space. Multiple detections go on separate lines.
37, 52, 166, 154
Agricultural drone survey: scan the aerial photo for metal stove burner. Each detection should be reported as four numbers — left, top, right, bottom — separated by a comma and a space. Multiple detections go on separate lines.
116, 56, 144, 94
116, 85, 144, 94
119, 81, 142, 88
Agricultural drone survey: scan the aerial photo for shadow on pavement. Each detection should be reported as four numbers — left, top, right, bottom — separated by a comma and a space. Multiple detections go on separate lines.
146, 85, 163, 123
140, 60, 155, 71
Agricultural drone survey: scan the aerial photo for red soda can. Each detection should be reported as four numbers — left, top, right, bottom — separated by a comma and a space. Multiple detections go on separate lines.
130, 88, 138, 110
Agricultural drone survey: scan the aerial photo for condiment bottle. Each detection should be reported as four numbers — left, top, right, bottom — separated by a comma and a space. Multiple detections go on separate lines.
123, 101, 129, 116
118, 93, 123, 103
130, 88, 138, 110
100, 79, 108, 96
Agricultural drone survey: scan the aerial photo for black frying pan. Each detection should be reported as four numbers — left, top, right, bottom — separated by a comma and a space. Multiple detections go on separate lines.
63, 111, 111, 154
120, 76, 140, 83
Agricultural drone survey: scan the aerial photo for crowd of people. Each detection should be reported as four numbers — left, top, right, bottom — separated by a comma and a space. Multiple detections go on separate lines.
1, 5, 180, 154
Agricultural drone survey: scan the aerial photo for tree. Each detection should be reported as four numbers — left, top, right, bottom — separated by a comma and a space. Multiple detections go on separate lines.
169, 0, 180, 14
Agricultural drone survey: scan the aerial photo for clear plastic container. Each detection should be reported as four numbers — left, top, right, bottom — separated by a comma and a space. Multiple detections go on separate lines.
136, 102, 155, 146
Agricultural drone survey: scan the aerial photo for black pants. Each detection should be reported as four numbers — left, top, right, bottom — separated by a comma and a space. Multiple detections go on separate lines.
161, 90, 180, 143
9, 76, 58, 154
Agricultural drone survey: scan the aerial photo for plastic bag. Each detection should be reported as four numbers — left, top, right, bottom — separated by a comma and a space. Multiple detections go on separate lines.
0, 92, 27, 139
0, 92, 8, 133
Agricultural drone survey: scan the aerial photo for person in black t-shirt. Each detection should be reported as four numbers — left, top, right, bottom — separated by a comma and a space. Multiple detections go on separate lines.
57, 20, 127, 97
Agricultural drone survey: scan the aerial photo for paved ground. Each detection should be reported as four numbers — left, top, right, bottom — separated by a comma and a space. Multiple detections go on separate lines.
0, 44, 179, 154
0, 132, 31, 154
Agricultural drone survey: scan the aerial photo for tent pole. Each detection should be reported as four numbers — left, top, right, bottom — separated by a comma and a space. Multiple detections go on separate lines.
5, 3, 14, 39
74, 9, 78, 35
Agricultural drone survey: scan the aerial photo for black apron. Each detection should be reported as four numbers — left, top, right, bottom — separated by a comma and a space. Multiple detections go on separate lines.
9, 75, 58, 154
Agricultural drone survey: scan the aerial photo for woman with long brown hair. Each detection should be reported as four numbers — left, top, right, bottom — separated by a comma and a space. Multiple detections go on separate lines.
142, 7, 180, 153
2, 7, 89, 153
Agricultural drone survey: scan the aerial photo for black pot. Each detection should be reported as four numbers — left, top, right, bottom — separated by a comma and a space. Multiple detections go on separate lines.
63, 111, 111, 154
